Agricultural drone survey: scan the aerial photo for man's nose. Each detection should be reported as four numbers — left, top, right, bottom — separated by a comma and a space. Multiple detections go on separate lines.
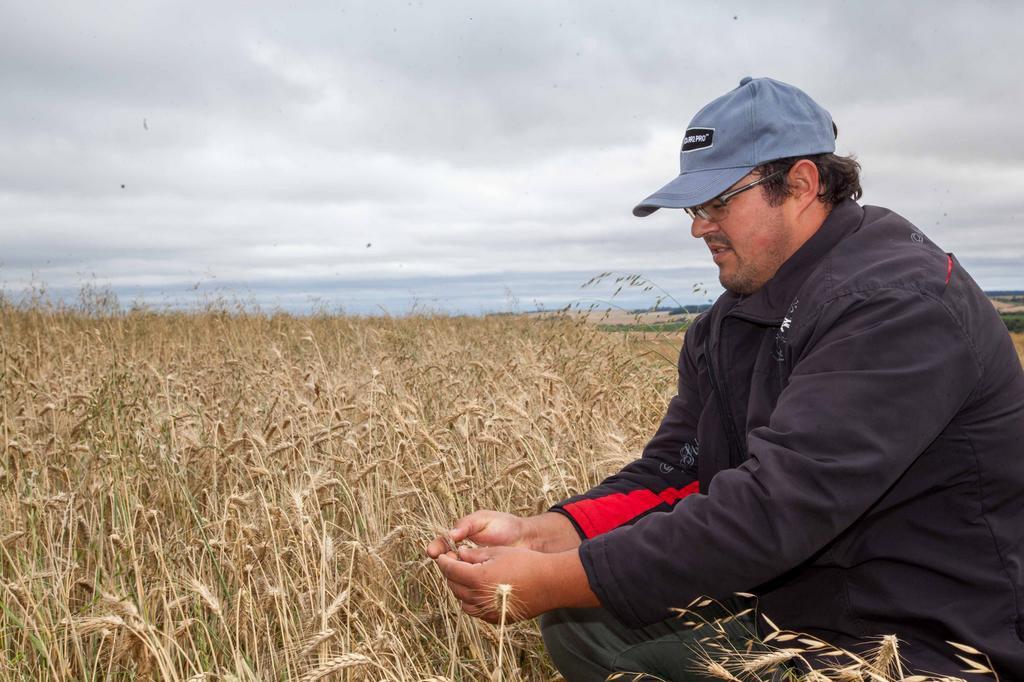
690, 215, 718, 239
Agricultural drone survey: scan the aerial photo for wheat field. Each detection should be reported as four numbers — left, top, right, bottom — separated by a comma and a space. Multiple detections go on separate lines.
1, 304, 680, 681
2, 303, 1021, 681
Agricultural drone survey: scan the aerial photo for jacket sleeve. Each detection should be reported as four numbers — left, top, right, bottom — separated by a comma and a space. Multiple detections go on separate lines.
549, 317, 706, 540
578, 288, 982, 627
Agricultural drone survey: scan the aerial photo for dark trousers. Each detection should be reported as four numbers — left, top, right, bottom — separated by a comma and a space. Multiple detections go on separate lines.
539, 599, 777, 682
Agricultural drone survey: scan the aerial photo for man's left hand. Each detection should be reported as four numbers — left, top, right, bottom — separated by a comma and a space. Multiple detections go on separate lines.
435, 546, 598, 624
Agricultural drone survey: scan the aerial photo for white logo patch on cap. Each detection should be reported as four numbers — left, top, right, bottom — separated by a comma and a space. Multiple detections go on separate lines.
681, 127, 715, 153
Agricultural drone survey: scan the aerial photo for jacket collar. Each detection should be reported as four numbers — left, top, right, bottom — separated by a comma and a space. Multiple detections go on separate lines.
724, 199, 865, 324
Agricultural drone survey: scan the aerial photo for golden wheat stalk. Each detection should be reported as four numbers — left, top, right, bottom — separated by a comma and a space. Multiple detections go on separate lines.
295, 652, 372, 681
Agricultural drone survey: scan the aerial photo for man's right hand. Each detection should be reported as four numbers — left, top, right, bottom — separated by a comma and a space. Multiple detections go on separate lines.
425, 510, 580, 559
426, 510, 526, 559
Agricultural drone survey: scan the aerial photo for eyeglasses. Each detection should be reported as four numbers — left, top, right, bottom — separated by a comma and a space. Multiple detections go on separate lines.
684, 170, 785, 222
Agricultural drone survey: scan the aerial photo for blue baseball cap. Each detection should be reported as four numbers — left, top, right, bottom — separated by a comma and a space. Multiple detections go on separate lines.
633, 77, 836, 217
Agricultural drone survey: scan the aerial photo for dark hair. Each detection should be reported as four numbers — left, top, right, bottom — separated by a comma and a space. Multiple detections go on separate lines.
757, 152, 863, 207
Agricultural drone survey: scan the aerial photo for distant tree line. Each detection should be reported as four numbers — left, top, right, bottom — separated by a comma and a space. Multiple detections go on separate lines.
1003, 313, 1024, 333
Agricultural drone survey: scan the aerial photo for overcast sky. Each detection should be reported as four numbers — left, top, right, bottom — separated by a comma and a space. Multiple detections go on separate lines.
2, 0, 1022, 314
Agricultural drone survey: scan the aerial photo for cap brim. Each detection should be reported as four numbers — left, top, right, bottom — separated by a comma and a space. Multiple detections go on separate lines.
632, 165, 754, 217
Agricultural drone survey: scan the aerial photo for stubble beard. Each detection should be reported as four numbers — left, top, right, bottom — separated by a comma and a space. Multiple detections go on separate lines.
717, 212, 791, 296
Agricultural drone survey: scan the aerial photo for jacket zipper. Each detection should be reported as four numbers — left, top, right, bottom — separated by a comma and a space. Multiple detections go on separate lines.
703, 334, 745, 468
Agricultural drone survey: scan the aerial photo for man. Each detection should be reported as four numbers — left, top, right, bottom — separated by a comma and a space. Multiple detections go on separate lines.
426, 77, 1024, 680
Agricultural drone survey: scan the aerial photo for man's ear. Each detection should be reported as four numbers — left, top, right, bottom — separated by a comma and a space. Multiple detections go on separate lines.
786, 159, 822, 208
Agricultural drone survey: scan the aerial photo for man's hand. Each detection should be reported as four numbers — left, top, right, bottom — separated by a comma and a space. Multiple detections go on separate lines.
425, 510, 580, 559
435, 546, 599, 624
426, 510, 527, 559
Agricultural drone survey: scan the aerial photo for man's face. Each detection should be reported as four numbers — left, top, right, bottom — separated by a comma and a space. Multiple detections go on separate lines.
689, 173, 794, 295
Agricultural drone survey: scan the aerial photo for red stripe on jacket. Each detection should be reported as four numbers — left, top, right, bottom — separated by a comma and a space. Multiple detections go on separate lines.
945, 254, 954, 285
563, 480, 701, 538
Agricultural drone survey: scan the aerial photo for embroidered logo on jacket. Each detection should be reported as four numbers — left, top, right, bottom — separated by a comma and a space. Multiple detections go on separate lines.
677, 440, 700, 476
773, 299, 799, 362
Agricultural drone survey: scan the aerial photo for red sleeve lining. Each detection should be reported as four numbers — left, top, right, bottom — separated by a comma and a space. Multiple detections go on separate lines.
563, 480, 700, 538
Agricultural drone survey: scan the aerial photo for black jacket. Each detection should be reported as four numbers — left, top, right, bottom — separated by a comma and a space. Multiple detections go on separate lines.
552, 200, 1024, 677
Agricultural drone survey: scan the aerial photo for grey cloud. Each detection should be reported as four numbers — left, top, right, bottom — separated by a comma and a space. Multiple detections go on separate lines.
1, 0, 1021, 314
